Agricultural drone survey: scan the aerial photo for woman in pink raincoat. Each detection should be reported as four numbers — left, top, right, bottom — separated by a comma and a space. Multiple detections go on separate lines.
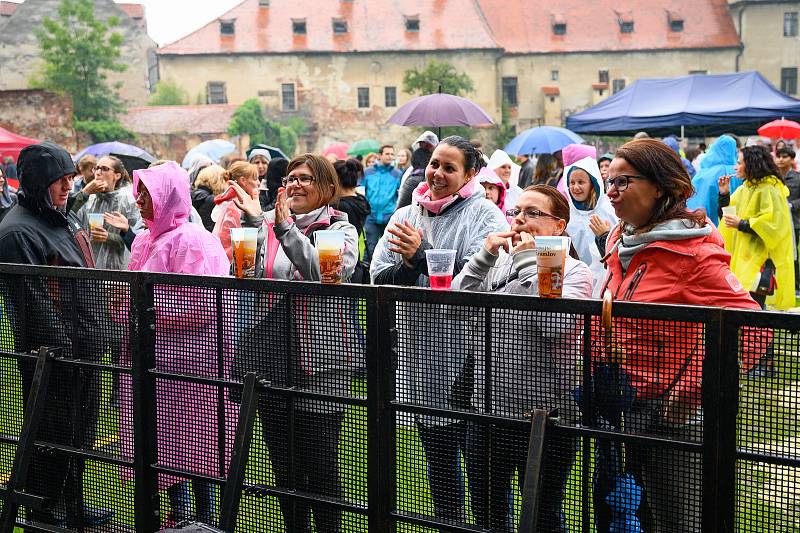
121, 161, 230, 526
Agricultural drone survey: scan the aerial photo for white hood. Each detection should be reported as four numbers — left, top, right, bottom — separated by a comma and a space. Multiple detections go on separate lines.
488, 149, 521, 188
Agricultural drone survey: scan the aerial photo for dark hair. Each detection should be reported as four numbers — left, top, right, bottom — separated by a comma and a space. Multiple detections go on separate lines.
334, 158, 363, 188
614, 139, 706, 230
533, 153, 559, 185
265, 157, 288, 193
777, 146, 797, 160
98, 155, 130, 187
379, 144, 394, 155
287, 153, 340, 205
742, 145, 782, 183
684, 147, 702, 162
439, 135, 485, 174
410, 147, 432, 170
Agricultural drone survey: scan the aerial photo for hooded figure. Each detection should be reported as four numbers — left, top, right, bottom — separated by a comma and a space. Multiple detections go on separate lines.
0, 142, 110, 527
564, 157, 618, 296
686, 135, 741, 226
556, 144, 597, 200
663, 136, 697, 178
488, 149, 523, 208
121, 162, 230, 523
476, 166, 508, 219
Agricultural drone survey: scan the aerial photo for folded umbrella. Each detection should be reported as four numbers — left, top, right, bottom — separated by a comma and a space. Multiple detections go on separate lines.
504, 126, 584, 156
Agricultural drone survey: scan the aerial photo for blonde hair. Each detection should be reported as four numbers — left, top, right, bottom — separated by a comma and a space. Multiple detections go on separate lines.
225, 161, 258, 184
194, 164, 227, 195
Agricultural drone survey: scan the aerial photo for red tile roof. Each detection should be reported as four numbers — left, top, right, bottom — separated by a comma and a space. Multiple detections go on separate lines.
477, 0, 739, 53
121, 104, 239, 135
158, 0, 499, 55
0, 1, 18, 16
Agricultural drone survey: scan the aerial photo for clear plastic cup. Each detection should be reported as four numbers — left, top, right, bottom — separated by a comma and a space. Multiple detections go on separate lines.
535, 236, 570, 298
425, 249, 457, 291
314, 230, 347, 284
721, 206, 737, 217
231, 227, 258, 279
88, 213, 104, 240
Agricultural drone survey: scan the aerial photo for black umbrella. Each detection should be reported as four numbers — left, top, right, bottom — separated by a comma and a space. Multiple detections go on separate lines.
111, 153, 153, 173
246, 144, 288, 161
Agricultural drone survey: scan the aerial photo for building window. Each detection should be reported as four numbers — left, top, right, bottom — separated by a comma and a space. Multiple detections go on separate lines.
220, 20, 235, 35
781, 68, 798, 95
785, 12, 799, 37
281, 83, 296, 111
258, 0, 270, 6
333, 19, 348, 34
551, 70, 559, 81
405, 16, 419, 32
206, 82, 227, 104
620, 21, 634, 33
689, 70, 708, 75
502, 77, 518, 107
598, 69, 609, 83
670, 19, 684, 32
385, 86, 397, 107
553, 23, 566, 35
612, 79, 626, 94
357, 87, 370, 108
292, 19, 306, 35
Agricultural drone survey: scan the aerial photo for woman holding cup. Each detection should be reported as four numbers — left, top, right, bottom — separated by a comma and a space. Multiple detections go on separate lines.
212, 161, 260, 263
370, 136, 508, 525
227, 153, 359, 532
452, 184, 592, 530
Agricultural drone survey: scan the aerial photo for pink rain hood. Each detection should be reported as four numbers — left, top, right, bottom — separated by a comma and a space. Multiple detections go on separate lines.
557, 144, 597, 199
128, 161, 229, 275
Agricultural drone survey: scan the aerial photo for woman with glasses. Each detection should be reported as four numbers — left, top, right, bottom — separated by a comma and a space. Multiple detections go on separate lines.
370, 136, 508, 527
452, 185, 592, 531
228, 153, 359, 533
595, 139, 764, 532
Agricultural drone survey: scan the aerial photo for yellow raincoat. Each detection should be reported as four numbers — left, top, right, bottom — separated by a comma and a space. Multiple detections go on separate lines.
720, 176, 795, 310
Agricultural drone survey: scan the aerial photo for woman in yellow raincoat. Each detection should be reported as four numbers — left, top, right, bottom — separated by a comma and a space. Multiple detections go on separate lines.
719, 144, 795, 311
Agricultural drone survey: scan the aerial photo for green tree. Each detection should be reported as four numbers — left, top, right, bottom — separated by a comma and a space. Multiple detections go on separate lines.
31, 0, 127, 121
148, 80, 189, 106
227, 99, 306, 156
403, 60, 474, 96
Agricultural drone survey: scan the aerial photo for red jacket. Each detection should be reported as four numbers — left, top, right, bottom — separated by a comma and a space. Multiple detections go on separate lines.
598, 223, 766, 412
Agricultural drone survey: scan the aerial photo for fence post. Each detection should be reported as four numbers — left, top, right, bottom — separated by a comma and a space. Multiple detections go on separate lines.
717, 310, 740, 532
132, 274, 160, 532
367, 287, 394, 533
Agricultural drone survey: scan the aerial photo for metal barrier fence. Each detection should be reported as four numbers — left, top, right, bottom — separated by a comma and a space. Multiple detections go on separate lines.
0, 264, 796, 533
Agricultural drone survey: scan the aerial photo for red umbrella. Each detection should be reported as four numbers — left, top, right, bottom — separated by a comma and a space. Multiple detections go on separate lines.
322, 143, 349, 160
758, 119, 800, 140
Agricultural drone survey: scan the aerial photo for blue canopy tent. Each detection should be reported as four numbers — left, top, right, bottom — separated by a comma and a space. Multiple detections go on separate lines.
566, 71, 800, 137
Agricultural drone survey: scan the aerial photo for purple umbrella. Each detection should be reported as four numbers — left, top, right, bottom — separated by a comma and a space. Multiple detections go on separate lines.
74, 141, 155, 163
387, 93, 494, 138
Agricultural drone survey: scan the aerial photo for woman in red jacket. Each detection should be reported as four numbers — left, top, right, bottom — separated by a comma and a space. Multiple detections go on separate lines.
595, 139, 765, 532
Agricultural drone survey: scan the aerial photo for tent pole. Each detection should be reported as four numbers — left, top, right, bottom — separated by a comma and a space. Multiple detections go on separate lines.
681, 125, 685, 140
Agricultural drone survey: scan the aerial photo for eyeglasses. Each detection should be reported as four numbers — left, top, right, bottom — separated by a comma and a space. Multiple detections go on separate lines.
95, 165, 113, 173
505, 207, 562, 221
282, 174, 316, 187
605, 175, 645, 192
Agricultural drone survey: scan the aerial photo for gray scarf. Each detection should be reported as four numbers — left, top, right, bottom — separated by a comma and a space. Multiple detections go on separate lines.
617, 219, 712, 272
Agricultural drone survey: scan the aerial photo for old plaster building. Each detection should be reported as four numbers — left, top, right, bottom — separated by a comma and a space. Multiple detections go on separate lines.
156, 0, 792, 149
0, 0, 157, 106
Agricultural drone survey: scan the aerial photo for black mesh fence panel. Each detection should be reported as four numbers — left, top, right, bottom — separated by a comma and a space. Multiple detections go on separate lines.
736, 315, 800, 533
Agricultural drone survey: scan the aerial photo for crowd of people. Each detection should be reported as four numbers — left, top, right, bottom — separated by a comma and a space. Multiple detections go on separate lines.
0, 128, 796, 531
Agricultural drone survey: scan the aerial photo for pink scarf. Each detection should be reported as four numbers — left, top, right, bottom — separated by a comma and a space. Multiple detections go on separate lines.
412, 179, 476, 215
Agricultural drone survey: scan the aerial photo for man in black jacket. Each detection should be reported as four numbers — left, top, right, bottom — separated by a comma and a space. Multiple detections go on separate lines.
0, 142, 112, 528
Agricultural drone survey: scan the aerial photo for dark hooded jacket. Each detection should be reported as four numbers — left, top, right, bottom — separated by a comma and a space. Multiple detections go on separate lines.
0, 141, 103, 358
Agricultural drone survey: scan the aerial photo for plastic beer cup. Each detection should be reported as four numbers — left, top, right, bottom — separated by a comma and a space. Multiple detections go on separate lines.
721, 206, 737, 217
536, 236, 570, 298
88, 213, 104, 241
425, 249, 457, 291
315, 230, 347, 284
231, 227, 258, 279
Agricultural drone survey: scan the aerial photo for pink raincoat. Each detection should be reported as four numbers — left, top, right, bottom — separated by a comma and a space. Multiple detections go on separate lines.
556, 144, 597, 199
121, 162, 232, 489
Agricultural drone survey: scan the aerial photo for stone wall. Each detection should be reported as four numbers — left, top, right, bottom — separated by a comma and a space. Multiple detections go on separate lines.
0, 89, 77, 151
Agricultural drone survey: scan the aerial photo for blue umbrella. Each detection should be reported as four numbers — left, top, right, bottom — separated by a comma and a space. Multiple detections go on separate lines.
74, 141, 155, 163
182, 139, 237, 168
504, 126, 583, 156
